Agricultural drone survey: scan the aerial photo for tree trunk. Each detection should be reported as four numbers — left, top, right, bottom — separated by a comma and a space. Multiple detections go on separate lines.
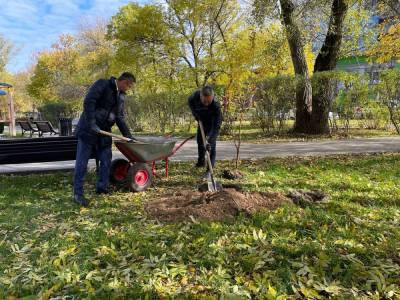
309, 76, 335, 134
388, 106, 400, 134
280, 0, 348, 134
280, 0, 312, 133
294, 78, 312, 132
310, 0, 348, 134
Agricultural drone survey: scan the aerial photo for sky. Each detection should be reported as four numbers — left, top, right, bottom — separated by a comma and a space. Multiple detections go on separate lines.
0, 0, 147, 74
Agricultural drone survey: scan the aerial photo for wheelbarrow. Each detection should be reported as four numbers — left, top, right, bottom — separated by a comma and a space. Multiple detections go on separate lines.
100, 130, 194, 192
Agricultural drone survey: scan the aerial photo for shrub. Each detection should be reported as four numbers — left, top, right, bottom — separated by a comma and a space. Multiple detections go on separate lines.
252, 75, 297, 133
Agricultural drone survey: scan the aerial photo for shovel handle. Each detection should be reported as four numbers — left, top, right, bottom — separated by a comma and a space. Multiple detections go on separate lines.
198, 121, 217, 190
99, 130, 133, 142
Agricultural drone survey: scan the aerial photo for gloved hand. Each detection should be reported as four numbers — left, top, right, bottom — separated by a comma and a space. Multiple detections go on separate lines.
91, 124, 101, 134
205, 143, 211, 152
128, 136, 138, 143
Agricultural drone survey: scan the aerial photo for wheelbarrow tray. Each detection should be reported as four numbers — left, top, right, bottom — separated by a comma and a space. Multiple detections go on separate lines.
115, 137, 176, 163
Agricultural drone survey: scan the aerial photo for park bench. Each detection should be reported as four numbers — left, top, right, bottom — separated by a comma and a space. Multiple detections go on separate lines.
33, 121, 59, 137
0, 136, 97, 166
17, 120, 39, 137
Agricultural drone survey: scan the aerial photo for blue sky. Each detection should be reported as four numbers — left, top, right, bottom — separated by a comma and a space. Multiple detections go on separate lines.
0, 0, 147, 74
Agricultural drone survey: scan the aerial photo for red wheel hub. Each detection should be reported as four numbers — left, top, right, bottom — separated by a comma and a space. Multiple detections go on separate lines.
114, 164, 128, 181
134, 170, 149, 186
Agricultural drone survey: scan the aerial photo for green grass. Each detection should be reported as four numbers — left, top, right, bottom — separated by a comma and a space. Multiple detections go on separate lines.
1, 154, 400, 298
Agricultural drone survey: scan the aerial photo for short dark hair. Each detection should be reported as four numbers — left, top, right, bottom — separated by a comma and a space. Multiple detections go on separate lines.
118, 72, 136, 83
200, 85, 214, 97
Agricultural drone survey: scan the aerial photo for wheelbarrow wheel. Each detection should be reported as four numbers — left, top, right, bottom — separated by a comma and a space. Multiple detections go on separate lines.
110, 159, 130, 184
127, 163, 153, 192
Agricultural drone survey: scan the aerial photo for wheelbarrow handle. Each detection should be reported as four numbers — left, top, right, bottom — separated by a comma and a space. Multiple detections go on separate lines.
171, 135, 195, 156
99, 130, 135, 142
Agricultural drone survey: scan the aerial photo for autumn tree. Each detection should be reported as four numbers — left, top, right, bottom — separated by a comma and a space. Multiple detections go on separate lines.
0, 34, 12, 74
108, 0, 241, 91
28, 21, 113, 109
253, 0, 350, 134
27, 34, 83, 106
369, 23, 400, 63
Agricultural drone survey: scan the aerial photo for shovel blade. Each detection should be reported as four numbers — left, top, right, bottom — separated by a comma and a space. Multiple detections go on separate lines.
207, 179, 223, 192
207, 180, 216, 192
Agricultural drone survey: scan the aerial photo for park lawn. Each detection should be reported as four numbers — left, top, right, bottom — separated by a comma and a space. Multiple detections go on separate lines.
0, 154, 400, 299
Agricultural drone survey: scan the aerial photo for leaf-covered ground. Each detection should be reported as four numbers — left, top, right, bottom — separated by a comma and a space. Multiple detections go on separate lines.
0, 154, 400, 299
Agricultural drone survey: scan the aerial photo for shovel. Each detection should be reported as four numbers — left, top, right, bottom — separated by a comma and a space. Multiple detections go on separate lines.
198, 120, 222, 192
99, 130, 141, 143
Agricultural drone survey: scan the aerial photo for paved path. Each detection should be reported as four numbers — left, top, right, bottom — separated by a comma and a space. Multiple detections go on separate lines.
1, 137, 399, 174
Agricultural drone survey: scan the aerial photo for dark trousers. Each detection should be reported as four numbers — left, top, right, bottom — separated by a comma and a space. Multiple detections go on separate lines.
196, 127, 217, 167
73, 138, 112, 196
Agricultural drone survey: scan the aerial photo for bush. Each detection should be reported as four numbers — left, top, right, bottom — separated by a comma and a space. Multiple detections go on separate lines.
125, 91, 192, 134
374, 69, 400, 134
38, 102, 77, 128
332, 72, 370, 132
252, 75, 296, 133
358, 101, 388, 130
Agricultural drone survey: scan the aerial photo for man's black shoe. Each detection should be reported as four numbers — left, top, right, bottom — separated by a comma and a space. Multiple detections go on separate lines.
96, 189, 109, 195
95, 188, 109, 195
195, 162, 205, 168
73, 194, 90, 207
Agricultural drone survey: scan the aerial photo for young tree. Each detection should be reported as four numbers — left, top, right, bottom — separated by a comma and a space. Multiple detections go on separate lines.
231, 84, 257, 169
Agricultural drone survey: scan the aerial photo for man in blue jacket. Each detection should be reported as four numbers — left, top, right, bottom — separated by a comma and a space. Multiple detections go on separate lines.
188, 86, 222, 176
73, 72, 136, 207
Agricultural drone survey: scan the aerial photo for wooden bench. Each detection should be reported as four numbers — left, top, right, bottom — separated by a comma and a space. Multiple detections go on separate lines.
0, 136, 98, 166
34, 121, 59, 137
17, 120, 39, 137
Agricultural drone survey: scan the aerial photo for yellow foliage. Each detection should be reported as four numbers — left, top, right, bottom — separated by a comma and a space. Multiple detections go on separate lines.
0, 71, 34, 113
369, 23, 400, 63
215, 22, 313, 101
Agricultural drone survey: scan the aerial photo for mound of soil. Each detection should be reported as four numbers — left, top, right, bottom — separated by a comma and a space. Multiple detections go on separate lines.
287, 189, 328, 207
222, 169, 245, 180
145, 188, 292, 222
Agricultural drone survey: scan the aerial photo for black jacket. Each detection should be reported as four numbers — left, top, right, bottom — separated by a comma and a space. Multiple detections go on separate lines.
75, 77, 132, 145
188, 90, 222, 142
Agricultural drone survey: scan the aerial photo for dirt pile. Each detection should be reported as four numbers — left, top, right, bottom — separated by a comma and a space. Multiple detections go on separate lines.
221, 169, 245, 180
287, 189, 328, 207
145, 188, 293, 222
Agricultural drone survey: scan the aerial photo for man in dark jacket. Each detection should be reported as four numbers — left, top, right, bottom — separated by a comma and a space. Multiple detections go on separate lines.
188, 85, 222, 175
73, 72, 135, 207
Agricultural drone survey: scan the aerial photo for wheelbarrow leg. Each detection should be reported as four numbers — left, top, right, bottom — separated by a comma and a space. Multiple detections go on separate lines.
152, 161, 156, 177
